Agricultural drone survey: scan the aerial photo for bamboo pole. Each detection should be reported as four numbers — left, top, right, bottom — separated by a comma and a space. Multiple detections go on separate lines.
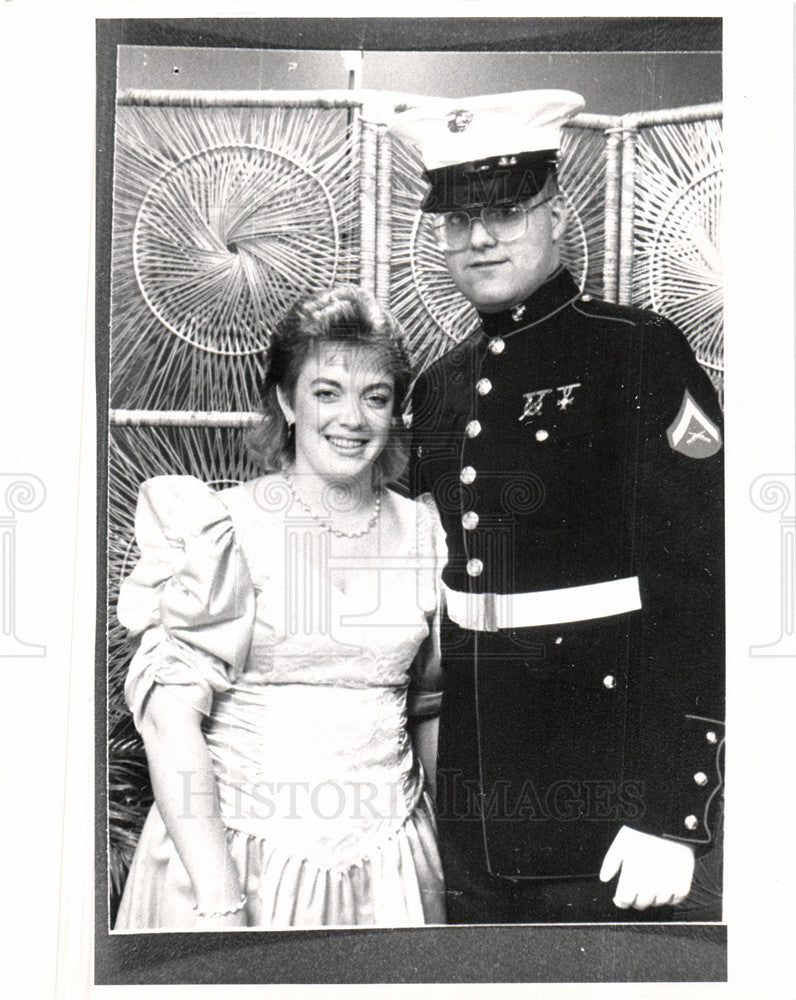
568, 112, 622, 132
358, 119, 379, 295
375, 124, 393, 307
602, 128, 623, 303
117, 89, 364, 109
116, 87, 432, 114
110, 409, 260, 428
632, 102, 723, 129
618, 122, 639, 306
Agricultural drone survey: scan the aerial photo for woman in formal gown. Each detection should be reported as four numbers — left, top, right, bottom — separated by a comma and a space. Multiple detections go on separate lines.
114, 285, 446, 930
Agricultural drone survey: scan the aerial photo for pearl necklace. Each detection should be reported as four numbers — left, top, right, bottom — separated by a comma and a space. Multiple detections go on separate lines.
284, 472, 381, 539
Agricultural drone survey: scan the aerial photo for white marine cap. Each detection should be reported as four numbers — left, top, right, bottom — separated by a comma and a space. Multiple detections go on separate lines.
388, 89, 585, 170
387, 89, 584, 211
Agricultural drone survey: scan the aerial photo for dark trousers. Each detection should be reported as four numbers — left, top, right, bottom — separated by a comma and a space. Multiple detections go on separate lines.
440, 836, 676, 924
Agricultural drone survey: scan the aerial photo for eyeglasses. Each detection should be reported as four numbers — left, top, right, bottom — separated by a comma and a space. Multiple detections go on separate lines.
431, 196, 554, 252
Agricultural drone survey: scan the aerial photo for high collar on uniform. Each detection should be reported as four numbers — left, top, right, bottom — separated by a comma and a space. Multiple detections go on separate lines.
477, 266, 581, 340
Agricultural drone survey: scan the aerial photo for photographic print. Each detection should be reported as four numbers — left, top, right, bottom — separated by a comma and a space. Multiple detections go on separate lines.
3, 1, 796, 997
94, 15, 731, 985
1, 4, 794, 998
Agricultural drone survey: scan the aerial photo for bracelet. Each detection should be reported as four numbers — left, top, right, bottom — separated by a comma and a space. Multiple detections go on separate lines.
193, 892, 247, 919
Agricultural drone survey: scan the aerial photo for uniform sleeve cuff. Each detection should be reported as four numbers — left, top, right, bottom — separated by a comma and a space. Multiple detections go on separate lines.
661, 715, 725, 847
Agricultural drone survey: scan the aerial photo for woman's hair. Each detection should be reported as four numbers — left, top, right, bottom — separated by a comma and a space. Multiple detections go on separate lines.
248, 284, 414, 483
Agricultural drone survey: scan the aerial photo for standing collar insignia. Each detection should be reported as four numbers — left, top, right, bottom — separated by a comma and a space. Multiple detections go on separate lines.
511, 303, 526, 323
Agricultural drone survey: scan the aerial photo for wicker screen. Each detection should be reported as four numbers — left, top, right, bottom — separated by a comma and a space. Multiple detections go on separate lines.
111, 102, 361, 413
629, 115, 723, 394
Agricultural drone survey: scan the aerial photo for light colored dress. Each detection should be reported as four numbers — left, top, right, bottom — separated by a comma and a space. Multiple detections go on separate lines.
113, 475, 446, 930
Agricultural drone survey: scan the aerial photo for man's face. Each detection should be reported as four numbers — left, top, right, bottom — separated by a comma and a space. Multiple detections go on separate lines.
441, 195, 566, 313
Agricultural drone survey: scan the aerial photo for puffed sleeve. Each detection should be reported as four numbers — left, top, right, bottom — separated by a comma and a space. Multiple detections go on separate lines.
407, 494, 447, 719
116, 476, 255, 731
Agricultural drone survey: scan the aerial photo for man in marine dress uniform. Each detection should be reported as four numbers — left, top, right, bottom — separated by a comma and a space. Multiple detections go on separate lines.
389, 91, 724, 923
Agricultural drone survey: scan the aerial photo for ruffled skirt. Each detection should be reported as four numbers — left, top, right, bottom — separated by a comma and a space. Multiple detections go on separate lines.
114, 790, 445, 930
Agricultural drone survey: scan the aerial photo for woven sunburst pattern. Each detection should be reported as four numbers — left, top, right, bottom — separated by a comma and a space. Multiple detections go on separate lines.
111, 104, 360, 411
557, 126, 610, 299
631, 118, 723, 393
134, 145, 340, 355
387, 125, 610, 373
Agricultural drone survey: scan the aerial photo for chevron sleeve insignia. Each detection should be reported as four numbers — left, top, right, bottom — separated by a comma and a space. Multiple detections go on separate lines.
666, 389, 723, 458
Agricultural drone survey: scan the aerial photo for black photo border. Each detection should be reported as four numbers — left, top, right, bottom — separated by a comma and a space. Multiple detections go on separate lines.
95, 16, 727, 986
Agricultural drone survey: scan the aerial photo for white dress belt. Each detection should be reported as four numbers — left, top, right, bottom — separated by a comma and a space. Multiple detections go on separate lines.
444, 576, 642, 632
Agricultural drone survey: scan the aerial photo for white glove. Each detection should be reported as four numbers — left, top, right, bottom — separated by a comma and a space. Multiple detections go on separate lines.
599, 824, 695, 909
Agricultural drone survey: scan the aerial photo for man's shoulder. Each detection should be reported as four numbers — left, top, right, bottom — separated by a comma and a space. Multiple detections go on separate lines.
570, 293, 674, 333
570, 295, 692, 370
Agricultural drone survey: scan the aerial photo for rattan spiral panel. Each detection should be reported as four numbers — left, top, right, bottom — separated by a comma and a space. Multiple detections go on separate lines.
133, 144, 340, 356
111, 104, 360, 412
631, 117, 723, 392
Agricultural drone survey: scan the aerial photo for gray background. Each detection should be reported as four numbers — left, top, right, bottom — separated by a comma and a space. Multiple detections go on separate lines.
118, 46, 721, 113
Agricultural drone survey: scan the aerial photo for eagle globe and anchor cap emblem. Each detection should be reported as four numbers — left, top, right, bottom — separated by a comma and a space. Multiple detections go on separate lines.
447, 108, 474, 133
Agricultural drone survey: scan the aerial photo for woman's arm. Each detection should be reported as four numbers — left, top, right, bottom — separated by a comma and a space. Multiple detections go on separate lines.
138, 685, 246, 926
410, 714, 439, 800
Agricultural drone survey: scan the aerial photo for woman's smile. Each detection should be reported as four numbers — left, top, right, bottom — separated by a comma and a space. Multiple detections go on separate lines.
278, 342, 395, 488
325, 434, 369, 454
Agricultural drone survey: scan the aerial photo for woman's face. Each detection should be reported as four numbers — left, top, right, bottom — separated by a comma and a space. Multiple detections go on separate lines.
278, 342, 395, 485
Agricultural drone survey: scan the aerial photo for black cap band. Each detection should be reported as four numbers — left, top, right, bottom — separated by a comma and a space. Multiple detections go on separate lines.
420, 150, 558, 212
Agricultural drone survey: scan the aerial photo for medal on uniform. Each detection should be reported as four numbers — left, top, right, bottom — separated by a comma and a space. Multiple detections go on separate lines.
519, 389, 552, 422
556, 382, 581, 410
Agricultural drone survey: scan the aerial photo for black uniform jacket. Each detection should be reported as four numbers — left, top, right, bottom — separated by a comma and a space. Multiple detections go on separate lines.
410, 267, 725, 880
